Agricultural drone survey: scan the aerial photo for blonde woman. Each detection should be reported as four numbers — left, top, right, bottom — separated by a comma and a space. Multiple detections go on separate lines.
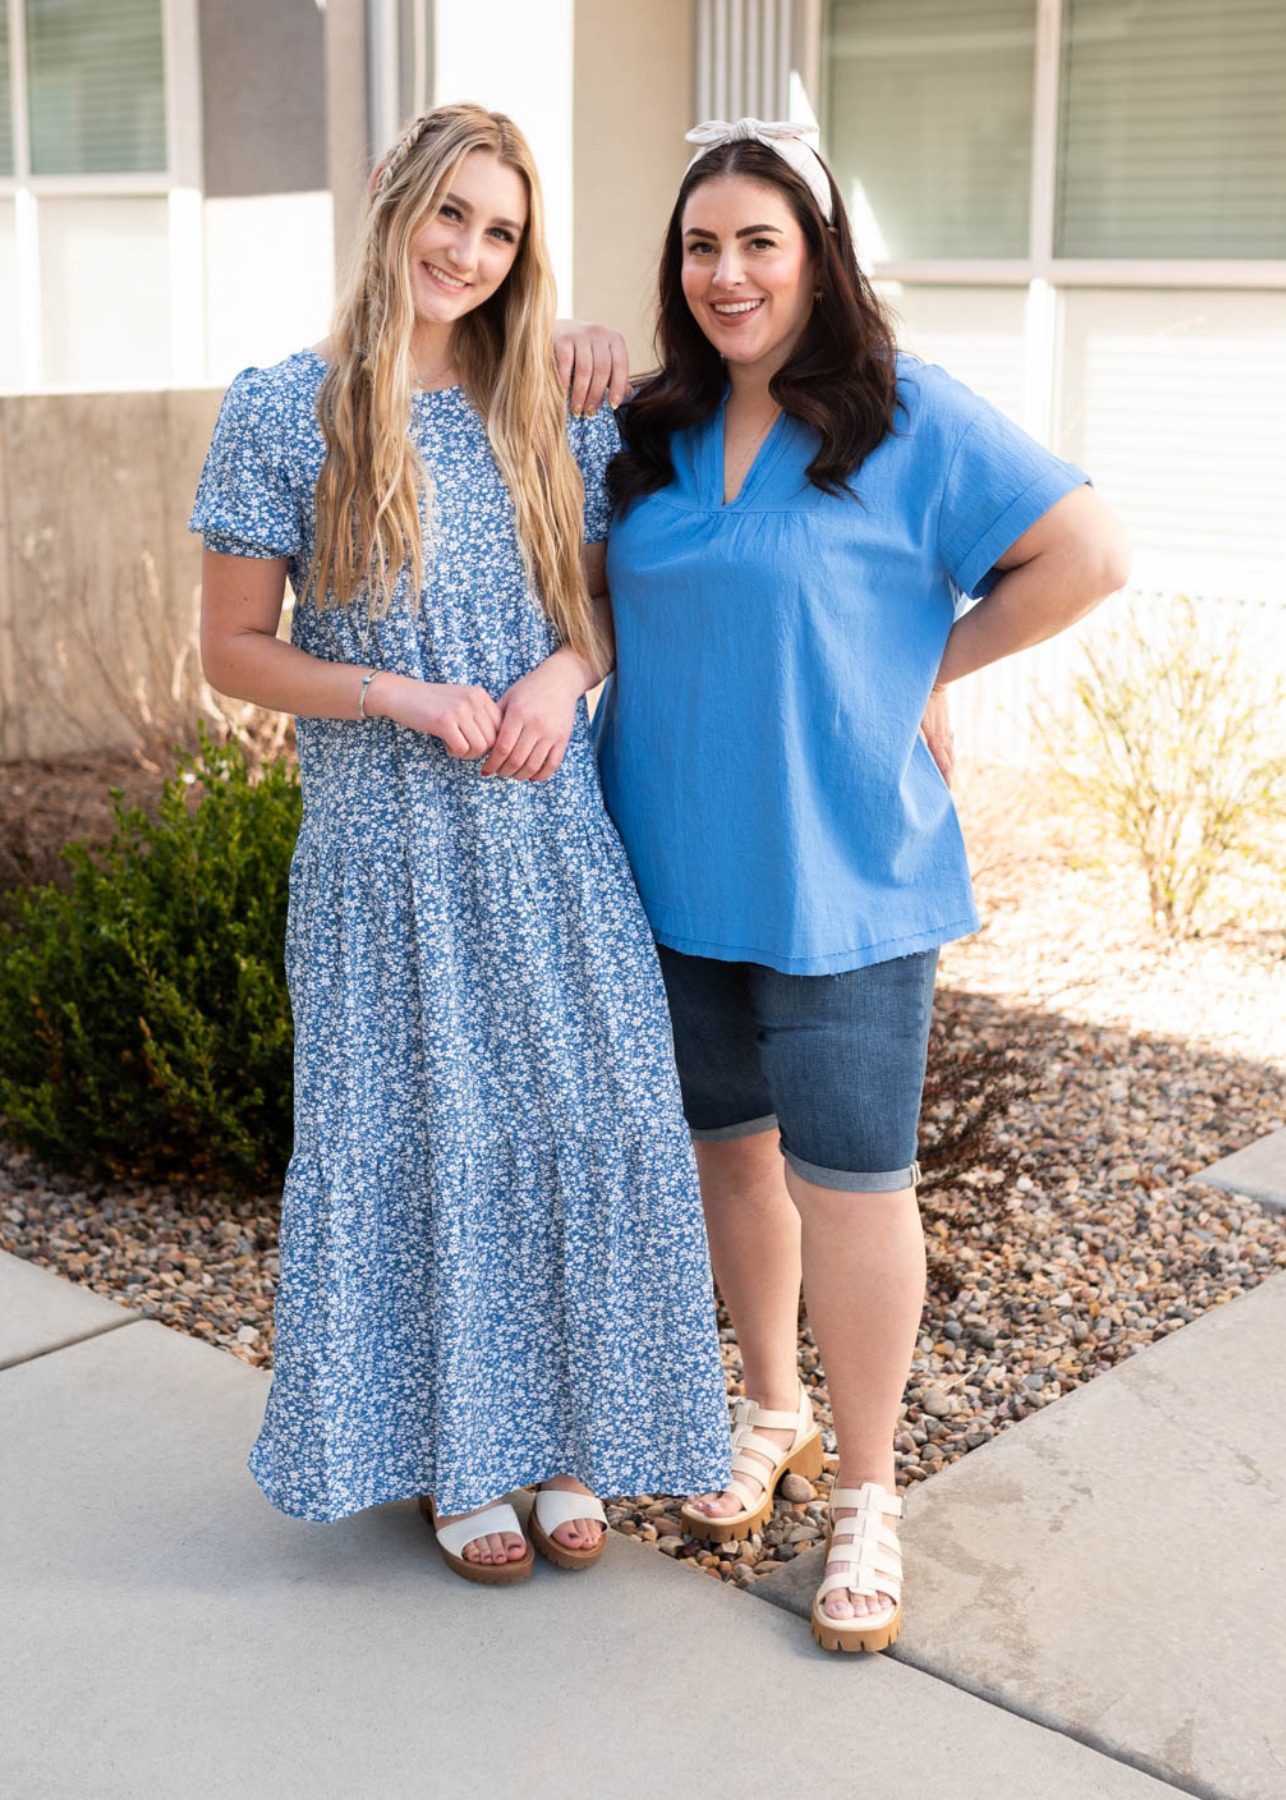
189, 104, 731, 1579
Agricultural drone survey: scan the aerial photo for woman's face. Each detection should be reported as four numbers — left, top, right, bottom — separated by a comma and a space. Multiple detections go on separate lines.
679, 174, 817, 374
408, 148, 528, 326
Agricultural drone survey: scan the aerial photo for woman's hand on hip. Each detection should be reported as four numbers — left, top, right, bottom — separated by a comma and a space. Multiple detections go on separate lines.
368, 674, 501, 757
920, 683, 955, 788
482, 654, 583, 782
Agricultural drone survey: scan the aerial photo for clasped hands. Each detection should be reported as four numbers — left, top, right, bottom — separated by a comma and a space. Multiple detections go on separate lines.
364, 652, 585, 783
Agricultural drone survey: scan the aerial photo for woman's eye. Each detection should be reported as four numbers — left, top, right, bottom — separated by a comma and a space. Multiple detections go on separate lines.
439, 204, 461, 222
489, 227, 515, 243
750, 237, 776, 250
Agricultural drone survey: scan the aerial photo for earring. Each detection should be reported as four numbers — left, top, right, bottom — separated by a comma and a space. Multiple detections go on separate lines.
814, 286, 824, 302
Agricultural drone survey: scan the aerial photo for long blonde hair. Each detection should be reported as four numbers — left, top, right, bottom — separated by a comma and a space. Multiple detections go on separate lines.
306, 103, 597, 660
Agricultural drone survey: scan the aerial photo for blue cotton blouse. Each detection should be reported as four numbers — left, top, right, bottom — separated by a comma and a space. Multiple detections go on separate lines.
594, 355, 1089, 975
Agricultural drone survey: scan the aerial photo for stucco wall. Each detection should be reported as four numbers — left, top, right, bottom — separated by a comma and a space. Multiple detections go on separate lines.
199, 0, 328, 199
573, 0, 696, 369
0, 390, 224, 760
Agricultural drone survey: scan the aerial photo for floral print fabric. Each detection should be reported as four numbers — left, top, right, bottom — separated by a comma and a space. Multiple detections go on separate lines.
189, 350, 731, 1520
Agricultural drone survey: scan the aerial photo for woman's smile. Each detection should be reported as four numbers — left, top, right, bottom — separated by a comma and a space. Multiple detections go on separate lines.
423, 260, 470, 292
709, 296, 765, 321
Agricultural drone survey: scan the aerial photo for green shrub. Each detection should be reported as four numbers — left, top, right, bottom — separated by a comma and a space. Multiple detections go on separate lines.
1036, 594, 1286, 937
0, 731, 300, 1189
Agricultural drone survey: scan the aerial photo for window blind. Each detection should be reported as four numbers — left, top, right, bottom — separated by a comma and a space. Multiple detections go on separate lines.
26, 0, 167, 177
1060, 288, 1286, 599
824, 0, 1036, 260
1057, 0, 1286, 258
0, 6, 13, 177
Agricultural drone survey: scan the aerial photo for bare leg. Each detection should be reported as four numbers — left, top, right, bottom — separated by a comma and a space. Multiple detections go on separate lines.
786, 1166, 925, 1621
688, 1130, 804, 1518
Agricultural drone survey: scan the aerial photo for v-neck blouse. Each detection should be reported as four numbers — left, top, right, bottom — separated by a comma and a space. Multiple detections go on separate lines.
594, 356, 1089, 975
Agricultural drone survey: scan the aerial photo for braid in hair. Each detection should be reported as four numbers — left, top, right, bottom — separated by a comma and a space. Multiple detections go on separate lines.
374, 113, 435, 198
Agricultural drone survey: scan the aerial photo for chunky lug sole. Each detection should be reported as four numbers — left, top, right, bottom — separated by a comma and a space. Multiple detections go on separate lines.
419, 1496, 534, 1585
529, 1501, 607, 1571
810, 1592, 902, 1654
680, 1427, 824, 1544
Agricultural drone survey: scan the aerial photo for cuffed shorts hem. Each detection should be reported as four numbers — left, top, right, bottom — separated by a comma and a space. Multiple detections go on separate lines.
688, 1111, 779, 1143
780, 1148, 922, 1193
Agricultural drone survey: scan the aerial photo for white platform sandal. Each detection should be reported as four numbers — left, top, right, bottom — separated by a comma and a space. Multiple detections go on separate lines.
681, 1380, 823, 1543
419, 1496, 534, 1585
811, 1480, 904, 1653
529, 1486, 608, 1571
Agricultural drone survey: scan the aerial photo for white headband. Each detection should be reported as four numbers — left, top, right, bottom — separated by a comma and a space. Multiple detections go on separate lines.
684, 117, 833, 223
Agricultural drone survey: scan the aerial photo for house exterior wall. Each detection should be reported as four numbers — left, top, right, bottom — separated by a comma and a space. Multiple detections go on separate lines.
432, 0, 575, 307
197, 0, 335, 384
198, 0, 327, 199
573, 0, 696, 370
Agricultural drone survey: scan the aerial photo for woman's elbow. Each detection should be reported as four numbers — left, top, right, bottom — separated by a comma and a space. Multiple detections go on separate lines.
198, 632, 229, 697
199, 629, 252, 704
1080, 509, 1132, 607
1099, 520, 1132, 597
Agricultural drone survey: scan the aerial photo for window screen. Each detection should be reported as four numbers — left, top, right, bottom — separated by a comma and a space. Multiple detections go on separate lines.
26, 0, 167, 176
825, 0, 1037, 260
1056, 0, 1286, 258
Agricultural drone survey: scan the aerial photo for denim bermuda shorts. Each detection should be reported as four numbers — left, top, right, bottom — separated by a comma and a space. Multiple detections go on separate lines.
655, 944, 939, 1193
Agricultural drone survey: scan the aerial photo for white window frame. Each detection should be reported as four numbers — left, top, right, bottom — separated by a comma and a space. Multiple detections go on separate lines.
0, 0, 203, 391
821, 0, 1286, 292
819, 0, 1286, 449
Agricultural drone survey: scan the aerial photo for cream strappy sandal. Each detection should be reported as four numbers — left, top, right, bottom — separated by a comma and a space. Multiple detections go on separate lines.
420, 1496, 534, 1585
810, 1480, 903, 1653
680, 1380, 823, 1543
529, 1486, 608, 1571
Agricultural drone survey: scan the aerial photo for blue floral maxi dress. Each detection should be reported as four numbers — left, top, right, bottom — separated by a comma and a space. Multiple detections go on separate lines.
190, 349, 732, 1521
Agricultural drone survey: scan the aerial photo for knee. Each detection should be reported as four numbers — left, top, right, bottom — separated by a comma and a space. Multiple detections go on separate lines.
694, 1127, 782, 1179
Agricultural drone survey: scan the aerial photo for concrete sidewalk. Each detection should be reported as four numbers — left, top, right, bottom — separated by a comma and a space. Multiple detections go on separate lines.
1199, 1126, 1286, 1212
0, 1253, 1206, 1800
756, 1270, 1286, 1800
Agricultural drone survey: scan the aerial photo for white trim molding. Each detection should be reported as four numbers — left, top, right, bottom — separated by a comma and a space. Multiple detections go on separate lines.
871, 260, 1286, 291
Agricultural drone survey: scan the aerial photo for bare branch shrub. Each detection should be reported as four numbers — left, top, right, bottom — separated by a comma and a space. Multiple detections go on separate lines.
1034, 594, 1286, 937
8, 552, 292, 772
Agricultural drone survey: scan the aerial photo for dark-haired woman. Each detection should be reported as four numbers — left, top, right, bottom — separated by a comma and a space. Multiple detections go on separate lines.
594, 118, 1129, 1652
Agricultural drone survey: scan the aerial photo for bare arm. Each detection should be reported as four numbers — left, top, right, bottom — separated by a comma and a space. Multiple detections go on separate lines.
934, 484, 1131, 689
916, 485, 1128, 787
199, 547, 502, 756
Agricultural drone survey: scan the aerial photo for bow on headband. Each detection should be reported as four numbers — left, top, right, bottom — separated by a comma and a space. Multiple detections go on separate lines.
684, 117, 834, 222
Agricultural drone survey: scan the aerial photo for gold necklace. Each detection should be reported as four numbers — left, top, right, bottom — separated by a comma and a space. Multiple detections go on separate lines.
414, 363, 457, 391
725, 403, 780, 501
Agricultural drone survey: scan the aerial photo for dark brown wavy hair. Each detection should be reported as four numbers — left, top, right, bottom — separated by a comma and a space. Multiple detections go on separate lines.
608, 137, 901, 514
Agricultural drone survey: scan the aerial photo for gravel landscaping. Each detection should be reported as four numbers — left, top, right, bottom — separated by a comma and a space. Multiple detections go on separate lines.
3, 763, 1284, 1585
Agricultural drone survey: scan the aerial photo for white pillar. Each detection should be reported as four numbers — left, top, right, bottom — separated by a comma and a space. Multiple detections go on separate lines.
432, 0, 575, 312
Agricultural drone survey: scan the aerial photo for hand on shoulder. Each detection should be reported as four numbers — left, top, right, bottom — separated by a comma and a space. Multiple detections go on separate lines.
553, 318, 631, 417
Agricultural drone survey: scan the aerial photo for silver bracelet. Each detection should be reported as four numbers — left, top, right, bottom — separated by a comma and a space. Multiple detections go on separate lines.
357, 670, 378, 720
